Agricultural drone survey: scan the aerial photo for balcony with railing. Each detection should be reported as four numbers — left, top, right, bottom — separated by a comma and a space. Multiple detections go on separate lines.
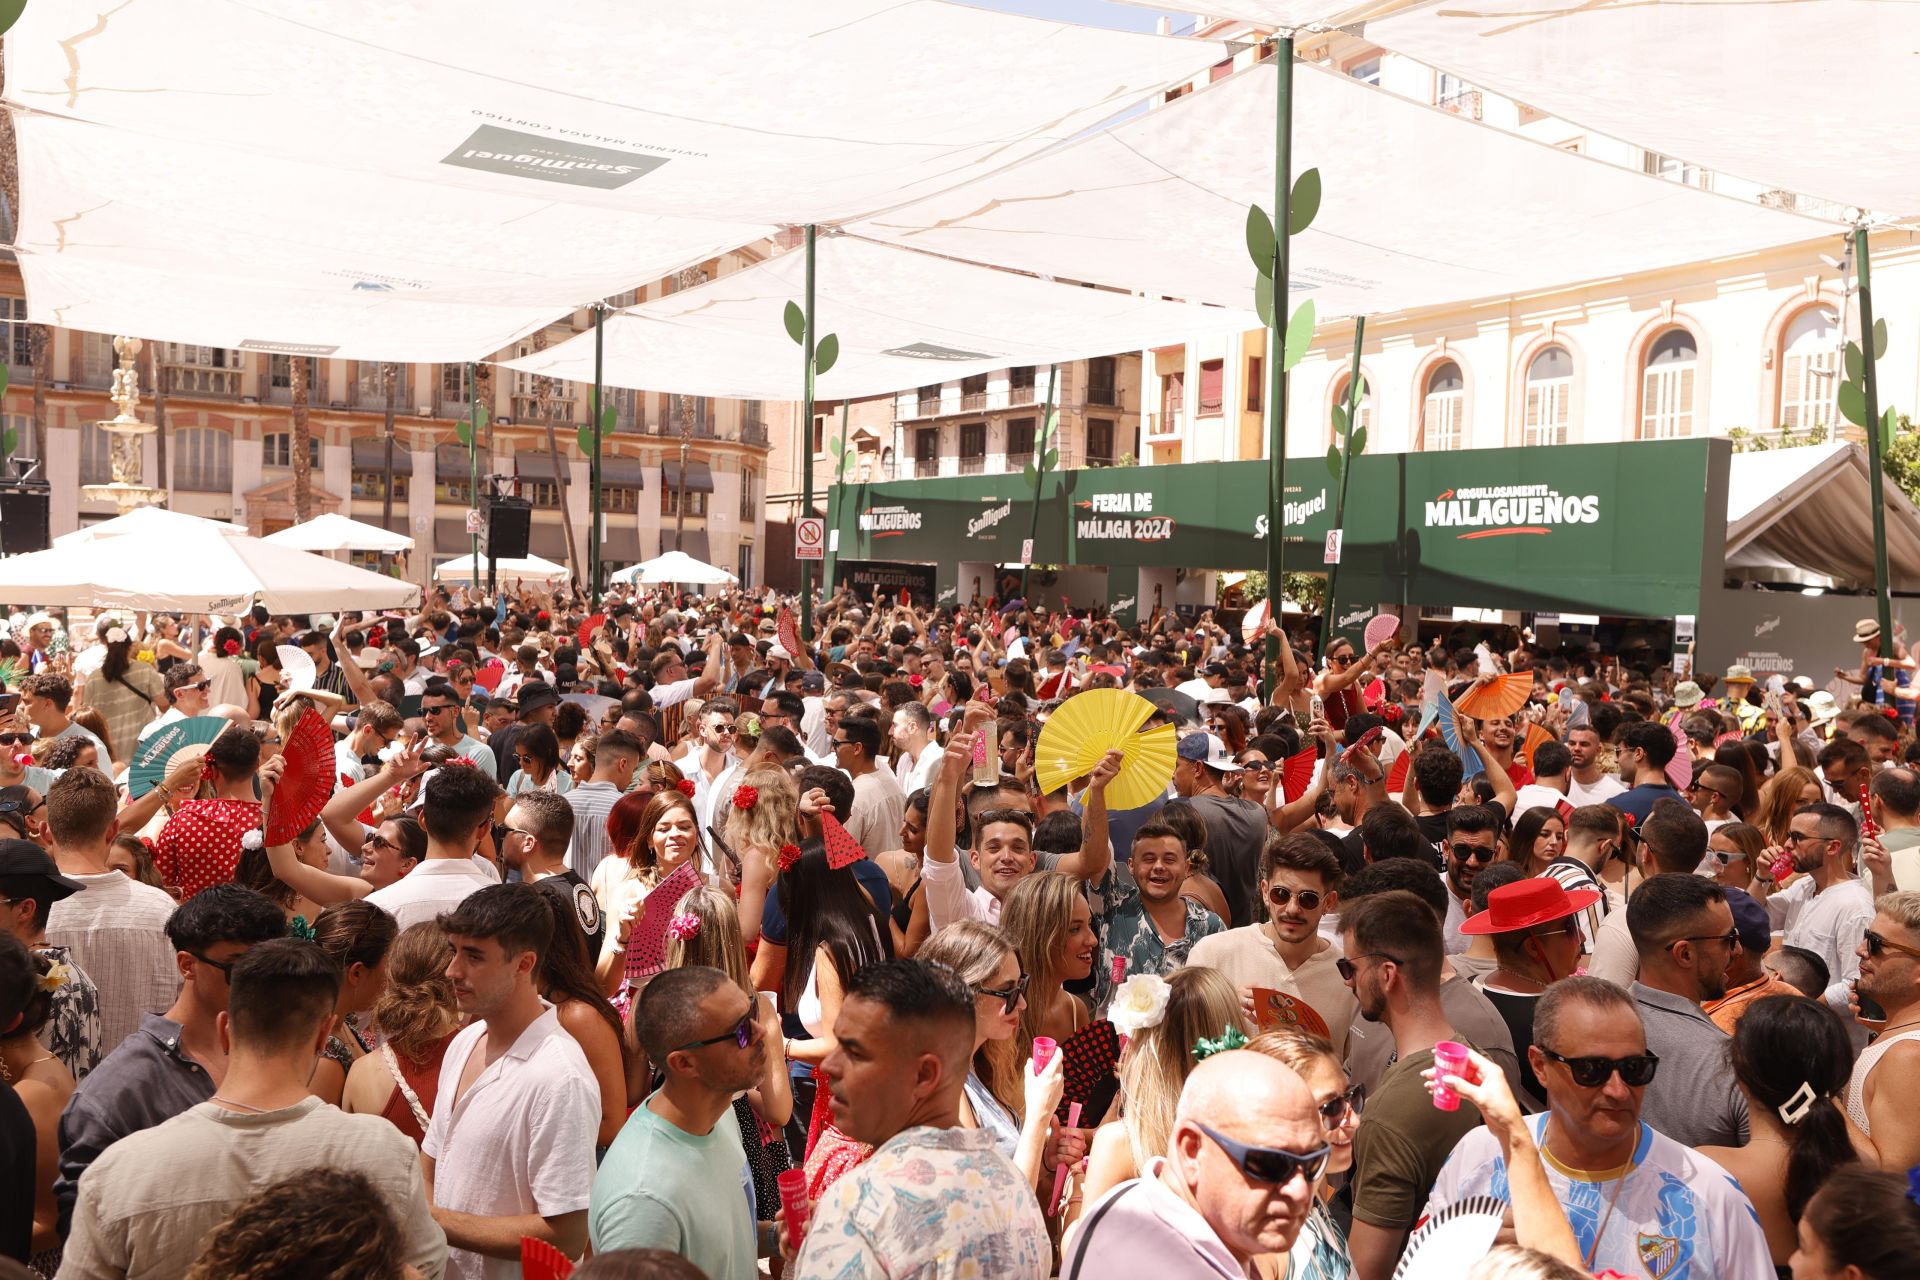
1144, 407, 1185, 441
163, 364, 243, 398
740, 417, 769, 446
958, 454, 986, 474
1086, 383, 1119, 408
914, 456, 940, 478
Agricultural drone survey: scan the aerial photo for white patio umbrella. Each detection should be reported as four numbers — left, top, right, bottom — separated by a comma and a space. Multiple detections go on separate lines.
610, 549, 738, 586
0, 517, 421, 613
262, 512, 414, 554
433, 552, 569, 585
54, 505, 248, 547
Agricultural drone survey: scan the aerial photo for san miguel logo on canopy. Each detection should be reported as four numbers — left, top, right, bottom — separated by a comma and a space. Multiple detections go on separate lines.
858, 505, 921, 536
1423, 484, 1601, 540
1075, 492, 1173, 542
881, 342, 1002, 361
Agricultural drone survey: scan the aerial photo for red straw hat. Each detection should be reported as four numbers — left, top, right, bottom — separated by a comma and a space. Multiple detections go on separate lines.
1460, 877, 1600, 936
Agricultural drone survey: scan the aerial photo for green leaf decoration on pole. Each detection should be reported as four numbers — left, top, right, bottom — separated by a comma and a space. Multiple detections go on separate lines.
1023, 461, 1038, 487
1351, 424, 1368, 458
1884, 407, 1899, 453
455, 418, 473, 447
1846, 342, 1865, 384
0, 365, 10, 397
1288, 168, 1322, 236
1246, 205, 1277, 274
784, 301, 806, 345
576, 424, 595, 456
1331, 404, 1348, 439
1043, 446, 1059, 471
474, 403, 489, 434
1254, 275, 1275, 329
815, 333, 840, 377
1326, 442, 1342, 480
1839, 381, 1868, 427
1873, 317, 1888, 361
1283, 298, 1316, 371
600, 404, 616, 435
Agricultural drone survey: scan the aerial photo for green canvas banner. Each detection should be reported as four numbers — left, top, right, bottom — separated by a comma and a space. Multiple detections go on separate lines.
830, 438, 1726, 621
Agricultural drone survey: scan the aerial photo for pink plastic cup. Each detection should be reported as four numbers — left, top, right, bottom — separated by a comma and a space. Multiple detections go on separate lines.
1431, 1041, 1470, 1112
1032, 1036, 1058, 1073
777, 1169, 810, 1248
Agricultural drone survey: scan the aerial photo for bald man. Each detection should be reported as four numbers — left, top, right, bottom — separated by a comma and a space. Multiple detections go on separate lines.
1063, 1050, 1327, 1275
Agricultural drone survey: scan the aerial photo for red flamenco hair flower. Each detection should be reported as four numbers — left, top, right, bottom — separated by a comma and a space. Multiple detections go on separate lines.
675, 777, 697, 798
777, 843, 802, 872
732, 784, 759, 810
222, 640, 241, 656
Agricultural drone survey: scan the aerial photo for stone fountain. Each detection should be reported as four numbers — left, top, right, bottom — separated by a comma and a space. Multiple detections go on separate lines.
80, 336, 168, 512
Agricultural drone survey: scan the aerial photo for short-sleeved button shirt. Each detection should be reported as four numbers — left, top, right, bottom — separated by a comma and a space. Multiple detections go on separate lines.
154, 798, 261, 899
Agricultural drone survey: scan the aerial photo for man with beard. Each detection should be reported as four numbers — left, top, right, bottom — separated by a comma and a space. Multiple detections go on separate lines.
1564, 723, 1626, 805
1189, 833, 1356, 1057
1844, 890, 1920, 1172
1754, 802, 1874, 1046
1087, 816, 1225, 994
1624, 873, 1749, 1147
1438, 805, 1502, 955
1339, 890, 1484, 1280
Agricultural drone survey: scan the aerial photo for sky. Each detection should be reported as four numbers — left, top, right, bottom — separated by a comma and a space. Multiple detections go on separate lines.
965, 0, 1197, 35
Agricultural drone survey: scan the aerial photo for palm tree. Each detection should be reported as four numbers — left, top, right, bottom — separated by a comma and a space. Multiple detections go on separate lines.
289, 355, 312, 521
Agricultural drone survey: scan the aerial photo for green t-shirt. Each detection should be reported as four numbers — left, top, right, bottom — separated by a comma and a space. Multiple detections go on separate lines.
1349, 1046, 1485, 1234
588, 1094, 756, 1279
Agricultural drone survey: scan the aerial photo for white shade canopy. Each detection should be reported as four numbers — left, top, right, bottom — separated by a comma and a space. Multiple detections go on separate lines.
262, 513, 416, 554
853, 60, 1833, 318
0, 520, 422, 613
611, 551, 739, 586
434, 552, 570, 585
3, 0, 1220, 359
54, 506, 248, 547
501, 235, 1257, 400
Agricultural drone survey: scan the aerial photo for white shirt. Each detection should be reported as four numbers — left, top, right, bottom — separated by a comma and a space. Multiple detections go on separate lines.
1567, 773, 1628, 805
1766, 873, 1875, 1044
136, 707, 184, 744
365, 858, 498, 930
922, 852, 1001, 930
1512, 782, 1567, 818
45, 870, 180, 1060
674, 747, 742, 842
424, 1003, 601, 1280
334, 738, 369, 787
893, 741, 941, 797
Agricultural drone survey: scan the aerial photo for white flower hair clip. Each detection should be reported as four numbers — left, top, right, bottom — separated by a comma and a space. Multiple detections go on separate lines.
241, 829, 265, 852
39, 961, 70, 993
1108, 972, 1173, 1037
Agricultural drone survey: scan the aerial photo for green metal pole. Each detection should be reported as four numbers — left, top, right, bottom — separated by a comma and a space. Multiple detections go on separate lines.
590, 304, 604, 608
1320, 317, 1365, 655
800, 224, 818, 649
823, 399, 849, 591
1020, 363, 1060, 604
1855, 227, 1893, 650
1261, 36, 1295, 696
467, 361, 479, 590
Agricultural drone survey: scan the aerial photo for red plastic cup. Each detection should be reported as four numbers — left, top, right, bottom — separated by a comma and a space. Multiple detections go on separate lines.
1111, 955, 1127, 986
777, 1169, 809, 1248
1770, 851, 1796, 884
1431, 1041, 1470, 1112
1032, 1036, 1058, 1073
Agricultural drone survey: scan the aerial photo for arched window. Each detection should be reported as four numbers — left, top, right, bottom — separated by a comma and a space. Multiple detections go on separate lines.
174, 428, 232, 493
1421, 361, 1464, 451
262, 431, 323, 469
1330, 373, 1373, 449
1780, 307, 1840, 434
1521, 345, 1573, 446
1639, 329, 1698, 439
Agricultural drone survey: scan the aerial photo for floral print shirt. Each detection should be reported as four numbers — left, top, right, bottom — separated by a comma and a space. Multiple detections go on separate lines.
793, 1125, 1049, 1280
1086, 867, 1226, 1008
36, 944, 101, 1081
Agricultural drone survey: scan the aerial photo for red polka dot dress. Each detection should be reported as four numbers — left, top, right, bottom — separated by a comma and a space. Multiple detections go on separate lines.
155, 799, 263, 900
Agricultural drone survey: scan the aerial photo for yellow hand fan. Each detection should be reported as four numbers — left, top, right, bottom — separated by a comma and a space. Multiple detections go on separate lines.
1035, 689, 1178, 811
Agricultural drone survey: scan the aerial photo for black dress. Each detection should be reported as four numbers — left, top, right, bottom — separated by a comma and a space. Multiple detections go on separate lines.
0, 1080, 33, 1263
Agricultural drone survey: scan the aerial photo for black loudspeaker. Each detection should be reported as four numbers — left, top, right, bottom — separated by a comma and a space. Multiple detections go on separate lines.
487, 498, 533, 561
0, 490, 50, 555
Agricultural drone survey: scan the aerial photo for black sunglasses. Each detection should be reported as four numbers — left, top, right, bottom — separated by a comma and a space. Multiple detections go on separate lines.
1537, 1046, 1660, 1088
673, 1010, 757, 1053
1317, 1082, 1367, 1128
1196, 1121, 1331, 1186
1449, 844, 1497, 864
1336, 952, 1401, 982
1865, 929, 1920, 961
1664, 928, 1739, 953
975, 972, 1031, 1015
1267, 885, 1324, 912
190, 951, 237, 977
421, 703, 457, 715
0, 733, 30, 746
1239, 760, 1274, 775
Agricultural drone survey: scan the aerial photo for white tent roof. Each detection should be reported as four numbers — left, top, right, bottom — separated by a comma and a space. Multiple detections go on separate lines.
434, 552, 570, 585
54, 506, 248, 547
3, 1, 1221, 359
262, 513, 416, 554
852, 61, 1833, 317
1725, 443, 1920, 590
612, 551, 739, 586
1364, 0, 1920, 217
501, 236, 1257, 399
0, 519, 422, 613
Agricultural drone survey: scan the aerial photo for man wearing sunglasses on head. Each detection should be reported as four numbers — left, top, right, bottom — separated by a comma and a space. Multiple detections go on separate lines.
1064, 1049, 1328, 1276
1623, 873, 1750, 1149
1424, 976, 1772, 1280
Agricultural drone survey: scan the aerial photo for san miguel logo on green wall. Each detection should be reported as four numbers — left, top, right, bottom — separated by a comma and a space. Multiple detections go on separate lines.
1422, 485, 1602, 538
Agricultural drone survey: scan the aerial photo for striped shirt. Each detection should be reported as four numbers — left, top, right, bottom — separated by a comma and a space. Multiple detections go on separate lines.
564, 780, 626, 880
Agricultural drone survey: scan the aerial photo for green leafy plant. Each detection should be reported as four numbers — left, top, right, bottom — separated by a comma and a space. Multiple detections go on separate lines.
783, 301, 839, 378
1838, 319, 1899, 453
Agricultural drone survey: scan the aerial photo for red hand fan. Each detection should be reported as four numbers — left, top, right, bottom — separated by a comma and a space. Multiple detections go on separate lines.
1349, 725, 1384, 754
1251, 987, 1332, 1038
623, 861, 702, 984
473, 661, 504, 693
777, 606, 802, 659
266, 708, 337, 845
1280, 748, 1318, 804
520, 1237, 574, 1280
820, 811, 867, 870
1555, 798, 1575, 823
1386, 750, 1411, 794
577, 614, 606, 650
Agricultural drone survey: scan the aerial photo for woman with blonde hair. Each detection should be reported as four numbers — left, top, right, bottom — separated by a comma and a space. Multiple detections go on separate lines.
1000, 870, 1097, 1062
1755, 765, 1824, 846
917, 920, 1064, 1186
342, 921, 464, 1147
1243, 1028, 1365, 1280
592, 788, 704, 991
1075, 966, 1247, 1214
721, 765, 800, 947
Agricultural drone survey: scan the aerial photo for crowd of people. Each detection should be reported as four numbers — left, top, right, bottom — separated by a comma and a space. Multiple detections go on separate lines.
0, 583, 1918, 1280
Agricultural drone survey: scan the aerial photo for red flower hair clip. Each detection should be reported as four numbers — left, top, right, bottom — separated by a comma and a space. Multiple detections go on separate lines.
222, 640, 241, 656
732, 784, 759, 810
908, 674, 924, 688
675, 777, 697, 798
777, 843, 802, 872
450, 755, 478, 769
